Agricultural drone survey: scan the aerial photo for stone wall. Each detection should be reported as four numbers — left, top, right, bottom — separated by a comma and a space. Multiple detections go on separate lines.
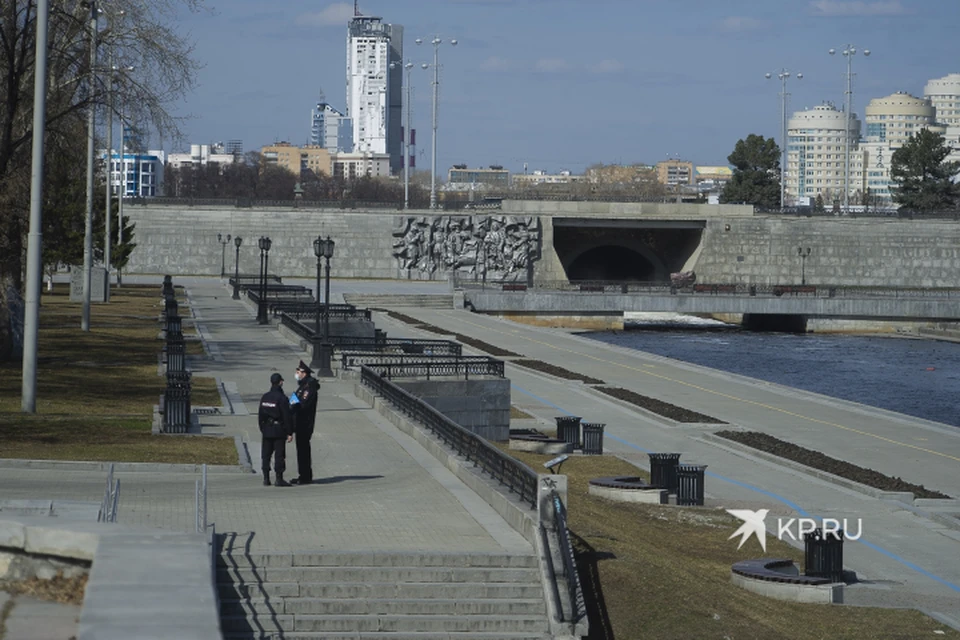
394, 378, 511, 441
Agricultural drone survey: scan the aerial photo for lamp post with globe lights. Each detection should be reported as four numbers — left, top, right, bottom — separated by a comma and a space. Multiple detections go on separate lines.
232, 236, 243, 299
416, 36, 457, 210
217, 233, 231, 278
311, 236, 336, 377
257, 236, 272, 325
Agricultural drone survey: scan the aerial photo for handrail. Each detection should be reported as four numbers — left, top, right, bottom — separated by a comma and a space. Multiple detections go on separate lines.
349, 356, 504, 379
360, 365, 537, 508
278, 304, 371, 320
280, 314, 461, 354
553, 492, 586, 624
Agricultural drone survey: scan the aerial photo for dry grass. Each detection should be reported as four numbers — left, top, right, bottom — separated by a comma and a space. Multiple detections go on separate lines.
510, 405, 534, 420
3, 572, 88, 606
502, 449, 958, 640
0, 284, 236, 465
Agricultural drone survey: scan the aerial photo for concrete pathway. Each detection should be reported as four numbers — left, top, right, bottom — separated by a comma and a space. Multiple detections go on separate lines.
0, 590, 80, 640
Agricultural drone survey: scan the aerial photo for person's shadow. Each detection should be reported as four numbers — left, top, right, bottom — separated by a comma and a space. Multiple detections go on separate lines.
302, 475, 385, 485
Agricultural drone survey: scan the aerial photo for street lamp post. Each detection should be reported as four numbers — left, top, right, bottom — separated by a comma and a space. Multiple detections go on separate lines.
390, 60, 415, 209
81, 0, 99, 331
798, 247, 811, 285
232, 236, 243, 299
765, 69, 802, 208
311, 236, 336, 377
217, 233, 231, 278
829, 45, 870, 212
257, 236, 272, 325
416, 37, 457, 210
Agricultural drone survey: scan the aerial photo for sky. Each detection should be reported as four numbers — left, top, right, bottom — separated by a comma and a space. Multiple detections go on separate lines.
168, 0, 960, 175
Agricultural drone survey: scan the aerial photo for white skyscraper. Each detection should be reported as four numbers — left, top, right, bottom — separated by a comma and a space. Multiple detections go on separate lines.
346, 14, 403, 173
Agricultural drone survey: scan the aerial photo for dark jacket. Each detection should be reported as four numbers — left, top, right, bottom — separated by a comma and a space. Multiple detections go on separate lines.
293, 375, 321, 433
258, 385, 294, 439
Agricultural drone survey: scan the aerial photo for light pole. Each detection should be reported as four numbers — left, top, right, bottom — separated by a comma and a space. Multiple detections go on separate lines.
82, 0, 99, 331
257, 236, 272, 325
829, 45, 870, 212
232, 236, 243, 299
217, 233, 231, 278
416, 36, 457, 210
765, 69, 802, 208
390, 60, 415, 209
798, 247, 811, 285
312, 236, 335, 377
21, 0, 50, 413
105, 57, 133, 297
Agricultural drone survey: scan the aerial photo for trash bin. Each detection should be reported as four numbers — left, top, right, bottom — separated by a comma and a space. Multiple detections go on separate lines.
555, 416, 582, 448
648, 453, 682, 493
804, 528, 844, 583
676, 464, 707, 506
581, 422, 605, 455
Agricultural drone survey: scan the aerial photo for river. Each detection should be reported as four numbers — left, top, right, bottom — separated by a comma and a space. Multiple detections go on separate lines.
582, 315, 960, 428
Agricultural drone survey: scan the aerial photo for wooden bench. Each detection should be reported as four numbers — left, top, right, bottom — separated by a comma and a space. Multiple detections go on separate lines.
502, 283, 528, 292
693, 284, 737, 295
731, 558, 832, 585
772, 285, 817, 296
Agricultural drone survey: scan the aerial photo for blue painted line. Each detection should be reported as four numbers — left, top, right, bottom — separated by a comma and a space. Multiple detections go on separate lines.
511, 382, 960, 593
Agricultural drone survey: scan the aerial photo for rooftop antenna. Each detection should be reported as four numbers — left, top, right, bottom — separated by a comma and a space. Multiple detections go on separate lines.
355, 0, 360, 16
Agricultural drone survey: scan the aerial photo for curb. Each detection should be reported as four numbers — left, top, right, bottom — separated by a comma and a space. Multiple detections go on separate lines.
0, 459, 248, 473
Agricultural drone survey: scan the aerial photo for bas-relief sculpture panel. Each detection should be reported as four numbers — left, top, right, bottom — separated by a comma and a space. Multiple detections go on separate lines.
393, 215, 541, 281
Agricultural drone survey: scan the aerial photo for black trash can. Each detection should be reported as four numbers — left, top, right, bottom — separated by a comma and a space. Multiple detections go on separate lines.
555, 416, 582, 448
804, 528, 844, 583
648, 453, 682, 493
581, 422, 605, 455
676, 463, 707, 506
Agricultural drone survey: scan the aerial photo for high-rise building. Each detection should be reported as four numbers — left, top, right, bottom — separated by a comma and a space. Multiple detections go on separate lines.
346, 14, 403, 174
924, 73, 960, 167
786, 102, 862, 205
310, 99, 353, 153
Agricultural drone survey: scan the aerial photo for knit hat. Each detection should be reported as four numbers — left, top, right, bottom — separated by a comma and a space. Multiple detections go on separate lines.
270, 372, 284, 385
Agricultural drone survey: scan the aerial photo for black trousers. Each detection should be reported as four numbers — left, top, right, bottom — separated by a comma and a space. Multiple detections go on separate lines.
295, 429, 313, 482
261, 437, 286, 475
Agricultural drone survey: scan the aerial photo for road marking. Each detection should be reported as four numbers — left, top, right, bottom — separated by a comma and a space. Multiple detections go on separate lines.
444, 312, 960, 463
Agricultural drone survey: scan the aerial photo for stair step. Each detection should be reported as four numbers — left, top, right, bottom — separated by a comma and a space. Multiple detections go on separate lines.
344, 294, 453, 309
222, 614, 549, 634
217, 552, 538, 569
218, 581, 544, 600
217, 566, 539, 584
220, 597, 546, 616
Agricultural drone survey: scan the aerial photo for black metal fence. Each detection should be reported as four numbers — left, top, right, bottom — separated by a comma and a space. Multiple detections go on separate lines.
360, 365, 537, 508
278, 303, 372, 321
676, 464, 707, 506
552, 492, 587, 624
356, 356, 505, 380
228, 274, 282, 291
804, 528, 844, 582
159, 276, 192, 434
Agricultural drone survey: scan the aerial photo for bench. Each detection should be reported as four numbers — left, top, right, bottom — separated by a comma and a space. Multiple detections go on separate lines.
773, 285, 817, 297
731, 558, 832, 585
693, 284, 737, 294
502, 283, 528, 292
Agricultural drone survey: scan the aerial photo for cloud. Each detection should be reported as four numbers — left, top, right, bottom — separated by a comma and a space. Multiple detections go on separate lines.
296, 3, 355, 27
809, 0, 906, 16
589, 59, 624, 74
534, 58, 571, 73
719, 16, 769, 31
479, 56, 513, 72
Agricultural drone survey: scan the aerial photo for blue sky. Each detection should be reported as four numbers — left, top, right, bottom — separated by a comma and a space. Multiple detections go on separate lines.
169, 0, 960, 174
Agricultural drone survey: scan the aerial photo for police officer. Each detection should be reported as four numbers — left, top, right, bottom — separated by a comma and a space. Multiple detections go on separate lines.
290, 360, 320, 485
258, 372, 294, 487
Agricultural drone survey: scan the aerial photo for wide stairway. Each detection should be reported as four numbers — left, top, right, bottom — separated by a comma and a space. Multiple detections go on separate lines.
343, 294, 454, 309
218, 550, 550, 639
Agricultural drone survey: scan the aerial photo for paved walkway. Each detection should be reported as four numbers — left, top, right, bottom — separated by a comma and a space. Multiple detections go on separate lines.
0, 590, 80, 640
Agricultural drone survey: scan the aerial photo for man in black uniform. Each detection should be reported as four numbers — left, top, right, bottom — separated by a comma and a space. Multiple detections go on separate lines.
258, 372, 294, 487
290, 360, 320, 485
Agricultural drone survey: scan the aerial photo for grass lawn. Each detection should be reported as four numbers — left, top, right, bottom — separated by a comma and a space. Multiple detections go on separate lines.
502, 449, 957, 640
0, 284, 236, 464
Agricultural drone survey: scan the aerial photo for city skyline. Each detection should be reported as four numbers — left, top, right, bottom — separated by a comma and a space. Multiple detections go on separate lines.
169, 0, 960, 175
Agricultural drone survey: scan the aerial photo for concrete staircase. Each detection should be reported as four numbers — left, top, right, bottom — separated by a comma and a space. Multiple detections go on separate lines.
343, 294, 454, 310
218, 551, 550, 639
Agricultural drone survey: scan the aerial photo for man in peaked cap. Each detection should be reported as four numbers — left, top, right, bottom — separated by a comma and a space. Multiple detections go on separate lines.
289, 360, 320, 485
258, 372, 294, 487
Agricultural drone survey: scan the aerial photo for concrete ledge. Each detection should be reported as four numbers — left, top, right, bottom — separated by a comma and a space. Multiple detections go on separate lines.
588, 483, 667, 505
0, 516, 221, 640
509, 438, 573, 455
731, 570, 843, 604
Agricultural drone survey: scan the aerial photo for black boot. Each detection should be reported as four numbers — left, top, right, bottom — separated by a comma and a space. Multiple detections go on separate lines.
275, 473, 291, 487
263, 471, 271, 486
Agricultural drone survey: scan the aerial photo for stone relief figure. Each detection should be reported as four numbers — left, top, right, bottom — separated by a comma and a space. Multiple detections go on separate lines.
392, 215, 540, 281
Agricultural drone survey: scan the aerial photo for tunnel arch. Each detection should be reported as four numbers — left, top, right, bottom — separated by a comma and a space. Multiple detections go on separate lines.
563, 242, 668, 281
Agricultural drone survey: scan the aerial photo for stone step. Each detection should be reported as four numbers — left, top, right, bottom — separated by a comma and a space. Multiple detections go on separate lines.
217, 552, 538, 569
222, 614, 549, 634
219, 581, 544, 601
220, 597, 546, 616
217, 566, 539, 585
222, 632, 549, 640
344, 294, 453, 309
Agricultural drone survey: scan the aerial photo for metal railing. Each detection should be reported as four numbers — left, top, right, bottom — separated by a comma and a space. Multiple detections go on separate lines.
279, 314, 462, 356
351, 356, 504, 379
228, 274, 282, 290
759, 207, 960, 220
553, 492, 586, 624
277, 303, 371, 320
360, 365, 537, 508
98, 464, 121, 523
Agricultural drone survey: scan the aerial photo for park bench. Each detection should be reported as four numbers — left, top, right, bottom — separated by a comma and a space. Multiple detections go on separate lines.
502, 283, 528, 292
693, 284, 737, 294
731, 558, 832, 585
773, 285, 817, 296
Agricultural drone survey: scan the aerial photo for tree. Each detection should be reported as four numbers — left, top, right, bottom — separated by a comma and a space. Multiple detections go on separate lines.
719, 134, 781, 209
890, 129, 960, 212
814, 193, 825, 212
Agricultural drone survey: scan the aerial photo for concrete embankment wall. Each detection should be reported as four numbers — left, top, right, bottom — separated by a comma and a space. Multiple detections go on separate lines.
693, 216, 960, 288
